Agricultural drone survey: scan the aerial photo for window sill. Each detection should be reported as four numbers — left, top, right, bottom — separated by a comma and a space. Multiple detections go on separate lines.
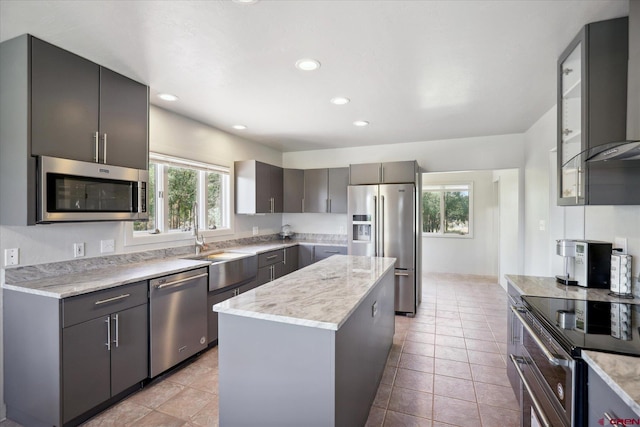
124, 224, 234, 247
422, 233, 473, 239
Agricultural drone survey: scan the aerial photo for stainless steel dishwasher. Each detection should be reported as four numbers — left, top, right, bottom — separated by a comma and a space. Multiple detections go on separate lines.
149, 267, 208, 377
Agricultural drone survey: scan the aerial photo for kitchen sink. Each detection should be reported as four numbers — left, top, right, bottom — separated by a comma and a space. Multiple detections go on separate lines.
184, 251, 258, 291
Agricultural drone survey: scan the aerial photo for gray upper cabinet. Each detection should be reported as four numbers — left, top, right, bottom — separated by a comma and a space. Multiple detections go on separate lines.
283, 168, 304, 213
304, 169, 329, 213
303, 167, 348, 213
235, 160, 283, 214
328, 167, 349, 213
350, 161, 417, 185
558, 17, 639, 206
30, 36, 149, 170
31, 37, 100, 164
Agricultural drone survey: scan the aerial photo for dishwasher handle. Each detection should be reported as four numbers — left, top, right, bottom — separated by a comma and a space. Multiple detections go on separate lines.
153, 272, 208, 290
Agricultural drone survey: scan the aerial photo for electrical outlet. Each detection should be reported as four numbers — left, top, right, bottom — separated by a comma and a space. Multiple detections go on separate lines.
73, 242, 85, 258
339, 226, 346, 234
100, 239, 115, 253
4, 248, 19, 266
614, 237, 628, 254
539, 220, 546, 231
252, 226, 259, 235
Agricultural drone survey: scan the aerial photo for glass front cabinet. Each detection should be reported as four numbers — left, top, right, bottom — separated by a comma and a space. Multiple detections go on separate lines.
558, 38, 584, 204
557, 17, 629, 206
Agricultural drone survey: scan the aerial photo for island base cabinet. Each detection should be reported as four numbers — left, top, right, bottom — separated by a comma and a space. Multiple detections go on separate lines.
217, 267, 395, 426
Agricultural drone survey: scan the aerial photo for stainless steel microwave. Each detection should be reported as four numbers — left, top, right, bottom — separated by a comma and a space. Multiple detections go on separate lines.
37, 156, 148, 223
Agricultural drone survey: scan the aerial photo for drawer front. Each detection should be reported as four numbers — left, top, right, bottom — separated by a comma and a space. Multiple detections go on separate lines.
258, 249, 284, 267
62, 281, 147, 328
313, 245, 347, 261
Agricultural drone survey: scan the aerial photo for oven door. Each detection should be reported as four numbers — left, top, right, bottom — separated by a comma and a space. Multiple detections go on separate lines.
510, 307, 573, 427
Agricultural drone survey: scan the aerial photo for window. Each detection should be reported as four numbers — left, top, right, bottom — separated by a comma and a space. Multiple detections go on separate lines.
133, 153, 231, 237
422, 183, 472, 237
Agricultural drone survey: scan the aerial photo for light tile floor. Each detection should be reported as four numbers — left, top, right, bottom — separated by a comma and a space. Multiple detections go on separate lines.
1, 273, 518, 427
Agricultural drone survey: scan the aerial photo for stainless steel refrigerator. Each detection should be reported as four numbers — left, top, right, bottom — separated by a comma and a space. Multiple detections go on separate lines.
348, 183, 421, 315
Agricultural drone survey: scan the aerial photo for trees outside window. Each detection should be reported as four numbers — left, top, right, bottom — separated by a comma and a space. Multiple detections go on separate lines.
134, 154, 229, 234
422, 184, 472, 237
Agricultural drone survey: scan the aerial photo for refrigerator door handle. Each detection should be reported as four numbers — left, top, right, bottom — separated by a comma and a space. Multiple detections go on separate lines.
373, 195, 378, 256
380, 195, 385, 257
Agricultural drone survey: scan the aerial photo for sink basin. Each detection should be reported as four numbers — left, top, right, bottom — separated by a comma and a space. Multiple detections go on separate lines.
184, 251, 258, 291
185, 251, 251, 264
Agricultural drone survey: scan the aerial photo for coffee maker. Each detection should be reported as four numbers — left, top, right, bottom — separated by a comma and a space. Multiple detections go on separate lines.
556, 239, 612, 287
556, 239, 578, 285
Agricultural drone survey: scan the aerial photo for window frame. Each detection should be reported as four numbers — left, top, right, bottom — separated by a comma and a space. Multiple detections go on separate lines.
422, 182, 473, 239
124, 153, 234, 247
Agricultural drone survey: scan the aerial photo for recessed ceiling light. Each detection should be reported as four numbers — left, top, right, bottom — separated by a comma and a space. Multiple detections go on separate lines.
330, 97, 350, 105
353, 120, 369, 127
232, 0, 259, 4
295, 59, 321, 71
158, 93, 179, 102
232, 125, 247, 130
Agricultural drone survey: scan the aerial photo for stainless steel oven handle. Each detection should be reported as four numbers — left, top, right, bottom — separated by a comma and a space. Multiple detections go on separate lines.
509, 354, 552, 427
154, 273, 208, 289
511, 306, 568, 367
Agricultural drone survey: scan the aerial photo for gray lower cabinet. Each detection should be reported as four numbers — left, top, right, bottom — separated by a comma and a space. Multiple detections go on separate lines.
4, 280, 148, 427
588, 365, 639, 424
313, 245, 348, 262
63, 303, 148, 422
298, 244, 315, 268
257, 261, 284, 286
283, 246, 299, 276
208, 287, 238, 344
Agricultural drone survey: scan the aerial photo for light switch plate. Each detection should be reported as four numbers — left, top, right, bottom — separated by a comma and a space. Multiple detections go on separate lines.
100, 239, 115, 253
252, 226, 259, 235
73, 243, 85, 258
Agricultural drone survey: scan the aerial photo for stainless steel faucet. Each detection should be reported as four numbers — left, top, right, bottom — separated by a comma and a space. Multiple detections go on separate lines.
193, 201, 206, 255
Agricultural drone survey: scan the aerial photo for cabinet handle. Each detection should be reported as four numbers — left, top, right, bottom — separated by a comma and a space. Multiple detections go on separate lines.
270, 265, 274, 281
604, 412, 625, 427
395, 272, 410, 277
103, 133, 108, 164
576, 166, 582, 203
283, 249, 287, 265
266, 255, 278, 260
105, 316, 111, 351
94, 131, 99, 163
94, 293, 130, 305
113, 313, 119, 348
302, 199, 305, 213
325, 250, 340, 254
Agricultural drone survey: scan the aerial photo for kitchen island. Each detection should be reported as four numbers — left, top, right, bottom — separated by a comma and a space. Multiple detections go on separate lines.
213, 254, 396, 427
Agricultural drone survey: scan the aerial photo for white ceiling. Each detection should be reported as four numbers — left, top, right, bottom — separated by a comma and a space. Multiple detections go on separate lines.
0, 0, 629, 152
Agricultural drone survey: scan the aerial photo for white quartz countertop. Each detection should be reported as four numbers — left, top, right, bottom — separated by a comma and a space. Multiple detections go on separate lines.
505, 275, 633, 303
3, 258, 210, 299
214, 255, 396, 331
582, 350, 640, 417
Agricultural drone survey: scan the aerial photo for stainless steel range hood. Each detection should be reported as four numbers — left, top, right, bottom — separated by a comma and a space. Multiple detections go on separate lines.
587, 0, 640, 162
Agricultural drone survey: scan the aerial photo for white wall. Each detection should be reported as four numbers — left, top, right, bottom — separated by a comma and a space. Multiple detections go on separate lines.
421, 170, 499, 276
523, 105, 640, 295
283, 133, 526, 173
494, 168, 522, 289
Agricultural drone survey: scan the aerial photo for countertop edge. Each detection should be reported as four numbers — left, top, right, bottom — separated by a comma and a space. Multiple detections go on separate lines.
582, 350, 640, 417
